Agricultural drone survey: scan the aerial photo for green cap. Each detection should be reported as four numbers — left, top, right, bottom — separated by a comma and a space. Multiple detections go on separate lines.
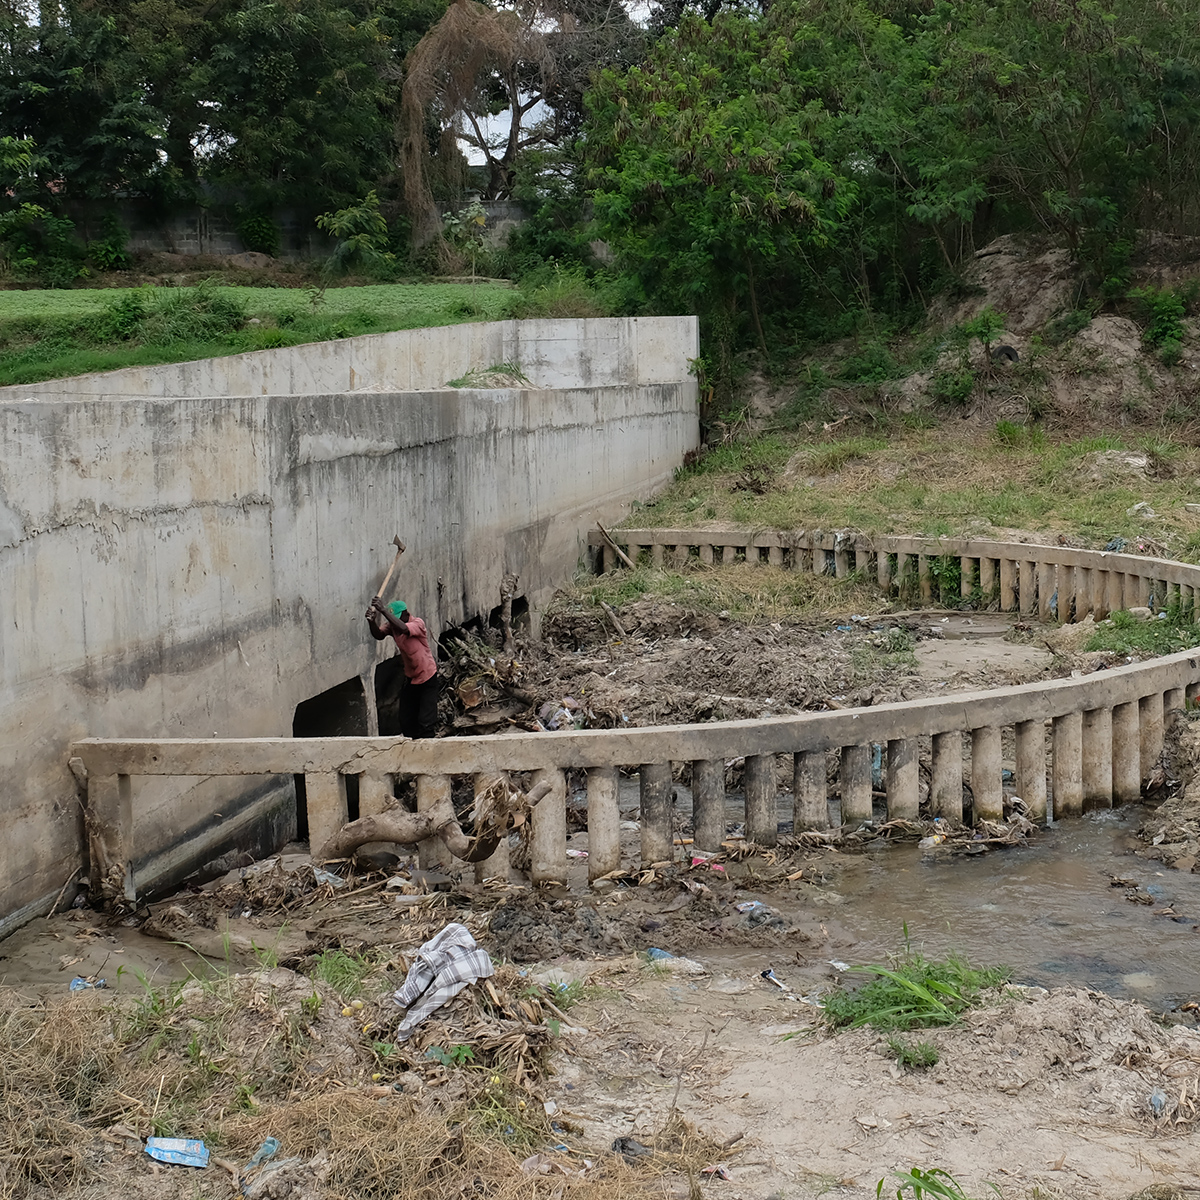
387, 600, 408, 618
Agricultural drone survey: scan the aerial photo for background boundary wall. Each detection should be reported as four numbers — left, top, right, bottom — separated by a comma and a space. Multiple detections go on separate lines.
72, 529, 1200, 905
0, 318, 699, 936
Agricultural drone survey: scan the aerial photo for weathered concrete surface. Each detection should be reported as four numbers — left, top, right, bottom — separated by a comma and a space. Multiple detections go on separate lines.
0, 317, 699, 932
0, 317, 693, 401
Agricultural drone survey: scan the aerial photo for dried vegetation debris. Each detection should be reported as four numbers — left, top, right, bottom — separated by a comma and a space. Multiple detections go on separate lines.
1140, 721, 1200, 872
442, 592, 1070, 735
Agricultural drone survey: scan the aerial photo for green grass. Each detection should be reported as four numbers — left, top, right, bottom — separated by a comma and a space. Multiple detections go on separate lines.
0, 280, 514, 386
823, 944, 1009, 1031
877, 1167, 1002, 1199
885, 1034, 940, 1070
307, 948, 378, 1001
1085, 608, 1200, 655
634, 427, 1200, 560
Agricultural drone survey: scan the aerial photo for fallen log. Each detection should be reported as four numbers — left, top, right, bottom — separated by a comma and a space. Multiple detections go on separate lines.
313, 779, 552, 864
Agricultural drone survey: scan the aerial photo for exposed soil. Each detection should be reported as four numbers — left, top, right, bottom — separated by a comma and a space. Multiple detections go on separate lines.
442, 596, 1092, 738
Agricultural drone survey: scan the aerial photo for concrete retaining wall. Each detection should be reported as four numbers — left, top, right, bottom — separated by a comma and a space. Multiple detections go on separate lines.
0, 317, 700, 933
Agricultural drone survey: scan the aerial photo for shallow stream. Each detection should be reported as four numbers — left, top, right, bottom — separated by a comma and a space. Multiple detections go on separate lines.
784, 806, 1200, 1012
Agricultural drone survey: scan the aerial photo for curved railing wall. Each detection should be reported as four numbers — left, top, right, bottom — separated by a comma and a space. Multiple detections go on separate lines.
72, 529, 1200, 903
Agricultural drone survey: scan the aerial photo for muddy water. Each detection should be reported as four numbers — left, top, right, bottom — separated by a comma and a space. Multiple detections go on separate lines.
784, 807, 1200, 1011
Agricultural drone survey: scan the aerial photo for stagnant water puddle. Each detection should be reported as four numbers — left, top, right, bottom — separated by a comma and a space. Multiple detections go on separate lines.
786, 806, 1200, 1012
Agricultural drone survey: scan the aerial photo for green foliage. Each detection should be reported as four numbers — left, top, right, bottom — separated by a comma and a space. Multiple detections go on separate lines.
87, 216, 131, 272
0, 204, 84, 286
505, 264, 624, 319
930, 368, 975, 406
236, 212, 281, 258
1085, 608, 1200, 656
992, 420, 1044, 449
427, 1043, 475, 1067
141, 280, 247, 343
1043, 308, 1094, 346
317, 191, 395, 279
823, 943, 1009, 1031
307, 948, 375, 1001
877, 1167, 1001, 1200
960, 307, 1006, 358
1130, 285, 1186, 364
885, 1035, 940, 1071
927, 554, 962, 605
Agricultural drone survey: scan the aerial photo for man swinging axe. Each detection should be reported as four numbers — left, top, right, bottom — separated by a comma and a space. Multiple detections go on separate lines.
365, 536, 441, 739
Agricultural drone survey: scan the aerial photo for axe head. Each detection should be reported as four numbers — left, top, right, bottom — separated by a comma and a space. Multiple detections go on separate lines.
393, 535, 406, 553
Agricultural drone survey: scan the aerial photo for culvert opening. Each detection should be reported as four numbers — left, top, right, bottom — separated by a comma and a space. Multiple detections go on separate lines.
292, 676, 369, 836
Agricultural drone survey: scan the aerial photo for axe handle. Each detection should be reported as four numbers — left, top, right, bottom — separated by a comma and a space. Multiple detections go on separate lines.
376, 542, 406, 602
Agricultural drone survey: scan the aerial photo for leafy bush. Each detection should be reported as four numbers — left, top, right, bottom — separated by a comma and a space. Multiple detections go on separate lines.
236, 211, 281, 258
316, 191, 394, 278
0, 204, 85, 286
1130, 284, 1186, 349
93, 290, 148, 340
87, 216, 131, 272
930, 368, 974, 405
823, 945, 1008, 1031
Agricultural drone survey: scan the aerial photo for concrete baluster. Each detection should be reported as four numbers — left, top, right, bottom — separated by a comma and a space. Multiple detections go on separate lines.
897, 552, 915, 598
877, 550, 893, 593
700, 542, 714, 566
1037, 561, 1054, 622
1074, 567, 1091, 618
999, 558, 1017, 611
1139, 693, 1165, 781
529, 767, 567, 884
855, 544, 872, 576
918, 554, 933, 604
1019, 560, 1036, 615
930, 731, 963, 821
415, 773, 452, 870
473, 772, 511, 883
1166, 686, 1187, 731
87, 772, 135, 903
886, 738, 919, 821
1052, 712, 1083, 818
835, 541, 850, 578
1014, 720, 1047, 823
308, 771, 351, 861
602, 544, 616, 573
745, 754, 778, 846
1081, 709, 1112, 811
1092, 570, 1110, 619
970, 727, 1003, 822
692, 758, 726, 852
722, 544, 737, 564
353, 771, 396, 861
1112, 701, 1142, 803
979, 556, 996, 601
793, 750, 827, 830
640, 762, 674, 865
358, 772, 392, 820
651, 542, 664, 568
1123, 574, 1142, 611
1058, 564, 1074, 621
768, 545, 783, 567
960, 557, 975, 601
1106, 570, 1124, 616
840, 744, 873, 826
586, 767, 620, 883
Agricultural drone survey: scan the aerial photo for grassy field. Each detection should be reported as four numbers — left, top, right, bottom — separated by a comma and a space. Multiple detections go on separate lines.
0, 280, 514, 386
630, 426, 1200, 561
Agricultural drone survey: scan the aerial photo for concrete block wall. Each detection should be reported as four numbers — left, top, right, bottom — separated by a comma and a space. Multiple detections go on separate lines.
0, 317, 700, 934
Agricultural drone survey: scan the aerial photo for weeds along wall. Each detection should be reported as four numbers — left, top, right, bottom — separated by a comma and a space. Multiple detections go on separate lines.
0, 316, 700, 935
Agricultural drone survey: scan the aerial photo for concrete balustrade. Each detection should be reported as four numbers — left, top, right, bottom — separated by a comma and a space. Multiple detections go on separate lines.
71, 531, 1200, 903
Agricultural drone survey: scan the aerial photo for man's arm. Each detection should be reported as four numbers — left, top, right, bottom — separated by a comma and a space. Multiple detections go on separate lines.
365, 595, 400, 639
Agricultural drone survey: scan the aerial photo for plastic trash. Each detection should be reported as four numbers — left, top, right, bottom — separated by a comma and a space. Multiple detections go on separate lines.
1150, 1087, 1168, 1117
646, 947, 674, 961
735, 901, 764, 914
827, 959, 851, 972
761, 968, 788, 992
144, 1137, 210, 1168
69, 976, 106, 991
565, 849, 588, 859
313, 867, 345, 888
611, 1137, 653, 1163
244, 1137, 280, 1172
918, 834, 946, 849
871, 744, 883, 789
701, 1163, 732, 1181
1104, 536, 1127, 552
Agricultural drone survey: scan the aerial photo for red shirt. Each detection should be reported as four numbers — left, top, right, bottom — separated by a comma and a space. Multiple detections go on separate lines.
392, 616, 437, 684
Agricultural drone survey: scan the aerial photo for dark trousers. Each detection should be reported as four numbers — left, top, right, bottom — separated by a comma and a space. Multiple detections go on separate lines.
398, 674, 441, 739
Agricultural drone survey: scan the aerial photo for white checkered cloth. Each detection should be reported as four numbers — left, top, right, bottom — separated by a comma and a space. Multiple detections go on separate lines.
392, 922, 494, 1040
